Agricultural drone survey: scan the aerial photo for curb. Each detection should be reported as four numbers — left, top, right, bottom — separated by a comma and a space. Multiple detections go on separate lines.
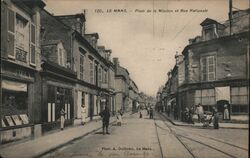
160, 113, 249, 130
34, 120, 116, 158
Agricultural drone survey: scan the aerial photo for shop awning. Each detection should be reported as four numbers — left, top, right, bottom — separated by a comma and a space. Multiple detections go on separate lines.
215, 86, 230, 103
2, 80, 27, 92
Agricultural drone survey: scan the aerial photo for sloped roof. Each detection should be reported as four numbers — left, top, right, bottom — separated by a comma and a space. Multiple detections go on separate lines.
200, 18, 220, 26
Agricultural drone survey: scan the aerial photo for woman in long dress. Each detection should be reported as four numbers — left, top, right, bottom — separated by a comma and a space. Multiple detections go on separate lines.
81, 105, 87, 125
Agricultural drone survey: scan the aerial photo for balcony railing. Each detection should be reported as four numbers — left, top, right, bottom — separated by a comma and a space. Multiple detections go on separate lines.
16, 48, 28, 63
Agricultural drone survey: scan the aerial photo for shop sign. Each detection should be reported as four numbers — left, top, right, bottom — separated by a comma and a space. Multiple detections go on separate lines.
2, 80, 27, 92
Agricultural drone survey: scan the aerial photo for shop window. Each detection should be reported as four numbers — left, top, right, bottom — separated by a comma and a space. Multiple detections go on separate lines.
231, 87, 248, 114
194, 90, 201, 105
2, 90, 28, 127
47, 85, 72, 122
201, 89, 215, 105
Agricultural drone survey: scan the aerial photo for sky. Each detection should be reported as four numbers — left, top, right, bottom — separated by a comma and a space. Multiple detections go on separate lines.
44, 0, 249, 96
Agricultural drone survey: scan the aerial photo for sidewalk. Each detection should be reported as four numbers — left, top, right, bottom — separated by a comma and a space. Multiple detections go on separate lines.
0, 114, 126, 158
161, 112, 249, 129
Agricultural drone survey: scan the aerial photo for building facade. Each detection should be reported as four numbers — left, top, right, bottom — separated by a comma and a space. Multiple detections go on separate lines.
1, 0, 45, 143
160, 9, 249, 121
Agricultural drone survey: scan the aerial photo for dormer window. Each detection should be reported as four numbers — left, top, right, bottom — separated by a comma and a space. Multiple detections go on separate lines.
200, 18, 223, 41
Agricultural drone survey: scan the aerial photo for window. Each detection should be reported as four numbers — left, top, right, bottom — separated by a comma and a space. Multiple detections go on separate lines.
201, 55, 215, 81
7, 8, 15, 58
98, 67, 102, 86
204, 28, 214, 40
104, 70, 108, 83
89, 59, 94, 84
231, 87, 248, 113
58, 48, 64, 66
80, 54, 84, 80
16, 15, 28, 51
202, 89, 215, 105
194, 90, 202, 105
194, 89, 215, 106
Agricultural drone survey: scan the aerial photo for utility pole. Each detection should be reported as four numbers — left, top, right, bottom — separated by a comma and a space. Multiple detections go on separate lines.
229, 0, 233, 35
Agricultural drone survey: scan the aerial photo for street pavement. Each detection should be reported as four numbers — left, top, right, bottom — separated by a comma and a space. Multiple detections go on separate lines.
40, 110, 249, 158
0, 111, 248, 158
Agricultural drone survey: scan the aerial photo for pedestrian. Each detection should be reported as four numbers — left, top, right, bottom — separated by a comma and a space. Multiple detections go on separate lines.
196, 103, 204, 123
149, 107, 154, 119
99, 106, 111, 135
223, 104, 229, 120
81, 104, 87, 125
116, 110, 122, 126
212, 107, 219, 129
60, 108, 66, 130
139, 111, 142, 118
174, 107, 178, 120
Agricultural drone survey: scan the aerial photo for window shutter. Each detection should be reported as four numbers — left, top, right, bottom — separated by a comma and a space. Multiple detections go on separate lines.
7, 8, 15, 57
1, 2, 8, 58
30, 23, 36, 65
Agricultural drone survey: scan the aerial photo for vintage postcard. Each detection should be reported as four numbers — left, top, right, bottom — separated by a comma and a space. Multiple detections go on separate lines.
0, 0, 249, 158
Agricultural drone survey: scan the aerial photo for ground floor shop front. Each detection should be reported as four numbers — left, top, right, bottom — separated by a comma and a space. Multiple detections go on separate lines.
0, 61, 38, 143
74, 83, 115, 125
177, 79, 249, 121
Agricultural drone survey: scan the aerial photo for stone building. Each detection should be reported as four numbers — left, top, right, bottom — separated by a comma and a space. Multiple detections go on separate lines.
113, 58, 130, 112
129, 78, 139, 112
55, 14, 116, 122
38, 9, 77, 132
178, 9, 249, 120
1, 0, 45, 143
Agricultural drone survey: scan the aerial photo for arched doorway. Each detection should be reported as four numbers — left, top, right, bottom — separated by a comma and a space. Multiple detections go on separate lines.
217, 100, 231, 120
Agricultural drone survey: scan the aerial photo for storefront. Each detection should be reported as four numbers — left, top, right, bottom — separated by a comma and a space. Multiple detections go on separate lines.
40, 61, 76, 132
0, 61, 37, 143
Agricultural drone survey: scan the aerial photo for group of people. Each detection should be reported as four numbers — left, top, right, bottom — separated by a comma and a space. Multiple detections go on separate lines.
180, 103, 220, 129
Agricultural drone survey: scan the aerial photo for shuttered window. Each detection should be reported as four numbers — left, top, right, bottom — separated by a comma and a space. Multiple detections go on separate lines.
7, 8, 15, 58
30, 23, 36, 65
1, 2, 8, 58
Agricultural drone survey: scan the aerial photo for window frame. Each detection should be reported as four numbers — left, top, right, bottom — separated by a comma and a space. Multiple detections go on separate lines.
80, 53, 84, 80
200, 54, 216, 82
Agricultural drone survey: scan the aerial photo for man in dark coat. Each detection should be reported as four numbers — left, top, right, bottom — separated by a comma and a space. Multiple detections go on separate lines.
99, 106, 111, 135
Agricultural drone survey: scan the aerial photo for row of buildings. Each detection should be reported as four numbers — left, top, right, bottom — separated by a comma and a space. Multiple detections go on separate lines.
0, 0, 141, 143
156, 8, 249, 121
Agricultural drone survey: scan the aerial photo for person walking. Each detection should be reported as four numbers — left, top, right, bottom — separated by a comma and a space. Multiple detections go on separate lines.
99, 106, 111, 135
149, 107, 154, 119
60, 108, 66, 130
81, 105, 87, 125
196, 103, 204, 123
212, 107, 219, 129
